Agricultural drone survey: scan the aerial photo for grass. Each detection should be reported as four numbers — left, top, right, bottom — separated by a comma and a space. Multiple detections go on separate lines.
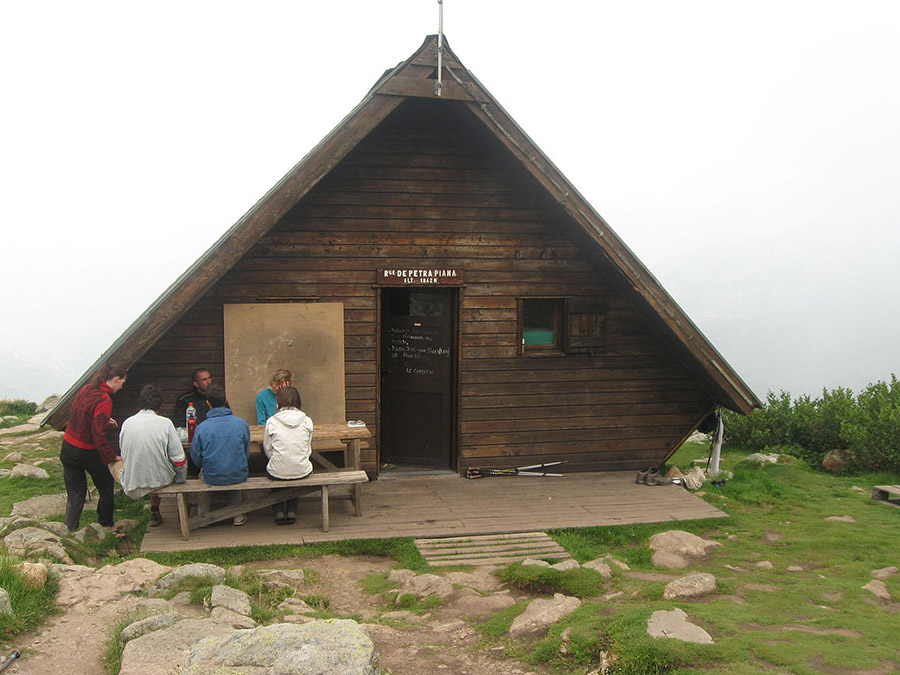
0, 399, 37, 429
497, 561, 607, 597
0, 556, 60, 642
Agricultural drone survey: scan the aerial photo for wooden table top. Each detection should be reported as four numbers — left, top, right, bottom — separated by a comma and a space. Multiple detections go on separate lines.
249, 422, 370, 444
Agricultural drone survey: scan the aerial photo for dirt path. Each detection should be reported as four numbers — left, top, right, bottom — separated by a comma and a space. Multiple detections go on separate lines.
2, 555, 548, 675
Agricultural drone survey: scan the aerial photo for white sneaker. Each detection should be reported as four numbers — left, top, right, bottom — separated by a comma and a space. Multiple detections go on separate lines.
232, 514, 248, 526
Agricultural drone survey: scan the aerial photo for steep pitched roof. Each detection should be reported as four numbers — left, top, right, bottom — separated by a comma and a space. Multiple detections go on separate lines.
46, 35, 759, 428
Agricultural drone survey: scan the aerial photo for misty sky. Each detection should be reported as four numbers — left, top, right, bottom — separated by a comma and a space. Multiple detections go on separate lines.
1, 1, 898, 405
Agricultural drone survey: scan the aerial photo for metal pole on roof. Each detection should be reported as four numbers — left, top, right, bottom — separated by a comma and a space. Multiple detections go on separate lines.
435, 0, 444, 96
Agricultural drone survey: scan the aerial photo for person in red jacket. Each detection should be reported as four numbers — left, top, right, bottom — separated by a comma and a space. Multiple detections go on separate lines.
60, 363, 127, 531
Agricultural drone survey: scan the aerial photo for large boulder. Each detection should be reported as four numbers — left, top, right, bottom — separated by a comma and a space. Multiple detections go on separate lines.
120, 617, 240, 674
183, 620, 379, 675
57, 558, 171, 607
649, 530, 721, 568
406, 573, 454, 599
210, 584, 252, 616
9, 464, 49, 479
509, 593, 581, 639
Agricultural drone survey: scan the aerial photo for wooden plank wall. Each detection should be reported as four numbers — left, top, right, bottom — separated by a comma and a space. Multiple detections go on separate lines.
120, 98, 712, 472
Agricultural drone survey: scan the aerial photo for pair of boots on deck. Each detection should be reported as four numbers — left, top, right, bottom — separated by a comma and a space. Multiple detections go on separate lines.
635, 467, 676, 486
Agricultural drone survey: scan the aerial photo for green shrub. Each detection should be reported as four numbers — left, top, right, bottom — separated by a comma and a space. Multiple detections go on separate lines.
723, 375, 900, 473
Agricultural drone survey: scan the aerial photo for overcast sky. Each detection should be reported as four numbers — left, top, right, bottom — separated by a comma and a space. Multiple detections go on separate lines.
1, 1, 898, 405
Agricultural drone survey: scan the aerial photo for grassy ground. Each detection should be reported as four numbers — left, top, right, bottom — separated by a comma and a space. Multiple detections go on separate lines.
2, 430, 899, 674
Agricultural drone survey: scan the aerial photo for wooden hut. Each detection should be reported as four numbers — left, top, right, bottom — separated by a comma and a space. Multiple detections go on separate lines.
47, 35, 759, 475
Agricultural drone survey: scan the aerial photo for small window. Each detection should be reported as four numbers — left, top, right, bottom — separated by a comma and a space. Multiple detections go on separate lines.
518, 298, 566, 353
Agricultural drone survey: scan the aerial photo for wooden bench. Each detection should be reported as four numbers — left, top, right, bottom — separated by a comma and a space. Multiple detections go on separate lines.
871, 485, 900, 508
154, 470, 369, 540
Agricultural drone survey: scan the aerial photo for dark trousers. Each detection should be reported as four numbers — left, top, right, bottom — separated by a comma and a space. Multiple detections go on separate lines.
266, 470, 302, 514
60, 440, 115, 530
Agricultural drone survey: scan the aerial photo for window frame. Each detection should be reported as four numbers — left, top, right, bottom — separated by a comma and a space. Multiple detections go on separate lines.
517, 296, 569, 355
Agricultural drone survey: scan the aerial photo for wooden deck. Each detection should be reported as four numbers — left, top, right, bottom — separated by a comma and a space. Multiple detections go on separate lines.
140, 471, 728, 553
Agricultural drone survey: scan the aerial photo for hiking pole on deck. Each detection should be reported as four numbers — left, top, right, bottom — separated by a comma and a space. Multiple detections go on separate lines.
465, 462, 564, 478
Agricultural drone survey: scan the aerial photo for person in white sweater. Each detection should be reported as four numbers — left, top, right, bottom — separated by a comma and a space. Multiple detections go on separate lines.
263, 386, 313, 524
119, 384, 188, 526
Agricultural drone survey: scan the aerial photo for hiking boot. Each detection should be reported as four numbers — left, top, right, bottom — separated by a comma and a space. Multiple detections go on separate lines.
647, 468, 674, 486
274, 511, 286, 525
635, 469, 649, 485
232, 514, 248, 526
149, 509, 163, 527
285, 511, 297, 525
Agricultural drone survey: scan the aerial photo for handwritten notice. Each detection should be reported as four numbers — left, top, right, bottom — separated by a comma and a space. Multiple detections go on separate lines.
389, 326, 450, 377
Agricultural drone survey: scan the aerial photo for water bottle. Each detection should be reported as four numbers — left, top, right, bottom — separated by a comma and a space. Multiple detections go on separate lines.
186, 403, 197, 442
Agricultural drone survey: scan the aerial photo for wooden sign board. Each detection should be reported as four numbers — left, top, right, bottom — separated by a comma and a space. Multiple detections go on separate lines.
378, 267, 463, 286
223, 303, 346, 425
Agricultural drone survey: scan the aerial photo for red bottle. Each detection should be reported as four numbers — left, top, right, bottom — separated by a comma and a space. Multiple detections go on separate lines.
186, 403, 197, 442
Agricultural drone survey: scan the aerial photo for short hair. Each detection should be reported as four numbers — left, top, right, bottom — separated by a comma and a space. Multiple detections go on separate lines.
191, 368, 210, 383
270, 368, 293, 387
276, 386, 301, 410
206, 384, 228, 408
92, 363, 127, 387
138, 383, 163, 412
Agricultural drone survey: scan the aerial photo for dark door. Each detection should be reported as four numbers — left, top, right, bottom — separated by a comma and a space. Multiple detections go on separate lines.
381, 288, 457, 468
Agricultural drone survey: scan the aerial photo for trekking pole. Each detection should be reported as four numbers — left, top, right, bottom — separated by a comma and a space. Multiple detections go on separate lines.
466, 462, 563, 478
0, 650, 20, 673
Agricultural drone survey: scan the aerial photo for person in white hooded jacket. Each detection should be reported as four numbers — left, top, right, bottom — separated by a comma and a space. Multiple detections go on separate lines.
263, 386, 313, 524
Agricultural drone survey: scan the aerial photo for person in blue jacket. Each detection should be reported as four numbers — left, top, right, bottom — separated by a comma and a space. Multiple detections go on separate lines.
190, 384, 251, 525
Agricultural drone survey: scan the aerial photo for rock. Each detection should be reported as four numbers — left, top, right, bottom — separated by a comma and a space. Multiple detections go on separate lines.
149, 563, 226, 595
647, 608, 714, 644
3, 526, 72, 563
379, 610, 420, 622
663, 573, 717, 599
209, 607, 257, 628
281, 613, 320, 625
386, 569, 416, 584
121, 613, 186, 642
9, 463, 50, 479
3, 452, 24, 463
824, 516, 856, 523
550, 559, 580, 571
257, 568, 307, 589
10, 493, 68, 519
278, 597, 315, 613
745, 453, 779, 465
120, 617, 242, 674
582, 559, 613, 578
0, 588, 12, 615
0, 469, 9, 477
509, 593, 582, 639
724, 565, 749, 574
521, 558, 551, 568
786, 566, 804, 572
445, 568, 502, 592
41, 521, 69, 537
36, 395, 61, 414
17, 561, 49, 586
755, 561, 774, 570
406, 573, 454, 599
448, 592, 516, 618
822, 450, 851, 473
209, 584, 252, 616
872, 566, 899, 579
182, 620, 379, 675
115, 518, 140, 534
850, 486, 867, 493
863, 580, 893, 602
649, 530, 721, 568
134, 598, 177, 615
57, 558, 171, 606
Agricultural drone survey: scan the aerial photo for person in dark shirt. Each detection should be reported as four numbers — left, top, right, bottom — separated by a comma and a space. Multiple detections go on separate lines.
174, 367, 213, 428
